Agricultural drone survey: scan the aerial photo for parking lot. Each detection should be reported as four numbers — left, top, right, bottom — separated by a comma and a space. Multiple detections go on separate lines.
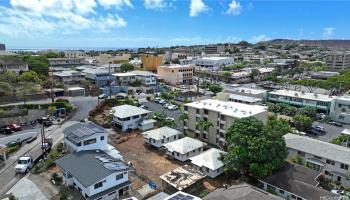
311, 122, 350, 142
143, 101, 184, 131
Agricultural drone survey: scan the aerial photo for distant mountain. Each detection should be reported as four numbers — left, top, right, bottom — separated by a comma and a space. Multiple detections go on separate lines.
258, 39, 350, 49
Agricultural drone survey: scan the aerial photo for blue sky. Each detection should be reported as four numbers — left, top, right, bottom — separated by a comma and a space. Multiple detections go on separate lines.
0, 0, 349, 49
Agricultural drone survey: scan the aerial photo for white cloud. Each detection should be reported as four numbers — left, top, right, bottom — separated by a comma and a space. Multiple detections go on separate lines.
97, 0, 133, 9
144, 0, 166, 10
249, 34, 270, 43
226, 0, 242, 16
190, 0, 208, 17
0, 0, 127, 37
323, 27, 335, 39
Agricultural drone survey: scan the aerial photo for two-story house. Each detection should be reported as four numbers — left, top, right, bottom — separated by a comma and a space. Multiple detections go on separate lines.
284, 133, 350, 187
183, 99, 267, 148
63, 122, 107, 153
56, 150, 131, 200
111, 105, 152, 132
163, 137, 206, 162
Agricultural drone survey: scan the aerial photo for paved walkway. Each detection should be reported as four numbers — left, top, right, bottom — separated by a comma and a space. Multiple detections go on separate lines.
7, 176, 48, 200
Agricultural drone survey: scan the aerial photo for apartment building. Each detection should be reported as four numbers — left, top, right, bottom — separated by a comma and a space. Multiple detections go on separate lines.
0, 43, 5, 51
204, 45, 224, 54
65, 50, 86, 59
157, 64, 194, 86
53, 70, 85, 85
97, 53, 131, 65
56, 150, 131, 200
111, 105, 152, 132
0, 60, 28, 74
267, 90, 335, 113
141, 55, 162, 71
225, 85, 268, 102
325, 51, 350, 71
48, 58, 85, 68
195, 57, 234, 71
184, 99, 268, 147
330, 96, 350, 124
284, 133, 350, 187
130, 70, 157, 86
84, 68, 115, 87
113, 72, 136, 86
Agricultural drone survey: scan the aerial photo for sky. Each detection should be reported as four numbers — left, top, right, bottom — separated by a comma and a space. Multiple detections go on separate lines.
0, 0, 349, 49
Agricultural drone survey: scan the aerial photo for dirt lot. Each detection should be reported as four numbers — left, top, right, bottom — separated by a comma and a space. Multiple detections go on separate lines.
109, 132, 181, 189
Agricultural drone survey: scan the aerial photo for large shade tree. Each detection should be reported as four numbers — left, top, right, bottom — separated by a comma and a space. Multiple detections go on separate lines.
223, 116, 290, 179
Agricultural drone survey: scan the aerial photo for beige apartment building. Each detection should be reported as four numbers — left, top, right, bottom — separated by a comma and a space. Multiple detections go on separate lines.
157, 64, 194, 86
325, 51, 350, 71
183, 99, 268, 148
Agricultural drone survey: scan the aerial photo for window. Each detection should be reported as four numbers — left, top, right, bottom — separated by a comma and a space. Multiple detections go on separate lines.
176, 152, 180, 156
108, 191, 116, 196
116, 173, 123, 180
325, 171, 333, 177
196, 109, 200, 114
77, 142, 81, 147
203, 133, 207, 139
279, 189, 285, 194
184, 106, 188, 111
84, 138, 97, 145
314, 155, 322, 160
100, 136, 105, 141
220, 115, 225, 120
341, 163, 349, 170
326, 159, 335, 165
297, 151, 305, 157
94, 181, 103, 189
337, 176, 342, 182
204, 109, 208, 115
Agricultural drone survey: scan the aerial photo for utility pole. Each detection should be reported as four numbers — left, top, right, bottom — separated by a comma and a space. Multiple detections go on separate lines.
108, 62, 112, 99
49, 69, 54, 103
41, 124, 45, 155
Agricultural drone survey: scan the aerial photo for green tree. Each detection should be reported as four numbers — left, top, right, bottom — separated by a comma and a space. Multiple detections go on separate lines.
129, 79, 142, 87
198, 119, 213, 132
223, 116, 289, 179
250, 69, 260, 81
120, 63, 134, 72
0, 71, 18, 83
0, 82, 13, 96
25, 55, 49, 75
293, 115, 313, 132
207, 83, 223, 94
178, 112, 188, 121
19, 71, 41, 83
222, 71, 231, 83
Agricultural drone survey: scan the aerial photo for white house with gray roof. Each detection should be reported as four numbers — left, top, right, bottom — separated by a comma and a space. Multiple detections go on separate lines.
64, 122, 107, 153
111, 105, 152, 132
190, 148, 226, 178
163, 137, 206, 162
284, 133, 350, 187
55, 150, 131, 200
142, 126, 183, 148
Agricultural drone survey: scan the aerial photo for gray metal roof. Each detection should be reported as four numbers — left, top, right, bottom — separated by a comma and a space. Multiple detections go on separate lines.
55, 150, 129, 187
64, 122, 104, 143
284, 133, 350, 165
204, 183, 283, 200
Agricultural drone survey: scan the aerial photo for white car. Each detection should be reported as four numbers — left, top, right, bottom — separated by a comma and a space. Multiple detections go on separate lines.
166, 117, 174, 122
167, 105, 178, 110
15, 156, 33, 173
163, 103, 170, 108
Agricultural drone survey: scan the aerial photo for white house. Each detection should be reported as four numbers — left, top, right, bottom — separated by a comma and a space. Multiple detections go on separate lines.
56, 150, 131, 200
284, 133, 350, 187
111, 105, 152, 132
129, 70, 157, 86
190, 148, 226, 178
142, 126, 183, 148
163, 137, 206, 162
330, 96, 350, 124
195, 57, 234, 71
64, 122, 107, 153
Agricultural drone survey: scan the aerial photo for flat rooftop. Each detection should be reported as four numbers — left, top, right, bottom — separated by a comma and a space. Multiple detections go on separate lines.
185, 99, 267, 118
268, 89, 335, 102
197, 56, 233, 61
225, 86, 267, 95
159, 64, 193, 69
112, 105, 151, 119
229, 94, 263, 103
160, 165, 205, 191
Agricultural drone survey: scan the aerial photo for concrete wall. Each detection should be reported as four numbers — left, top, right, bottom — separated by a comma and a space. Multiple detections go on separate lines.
0, 109, 48, 126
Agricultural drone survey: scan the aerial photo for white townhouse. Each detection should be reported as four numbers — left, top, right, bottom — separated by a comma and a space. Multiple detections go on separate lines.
190, 148, 226, 178
284, 133, 350, 187
163, 137, 206, 162
64, 122, 107, 153
129, 70, 157, 86
142, 126, 183, 148
195, 57, 234, 71
111, 105, 152, 132
330, 96, 350, 124
56, 150, 131, 200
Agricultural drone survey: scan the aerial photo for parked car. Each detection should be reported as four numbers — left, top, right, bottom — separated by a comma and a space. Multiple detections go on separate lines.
328, 121, 343, 127
43, 120, 53, 127
7, 140, 22, 147
98, 94, 108, 99
154, 97, 162, 103
167, 105, 178, 110
165, 117, 174, 122
158, 99, 167, 105
163, 103, 170, 108
139, 104, 148, 109
316, 113, 326, 121
8, 124, 22, 132
0, 126, 13, 134
312, 125, 326, 133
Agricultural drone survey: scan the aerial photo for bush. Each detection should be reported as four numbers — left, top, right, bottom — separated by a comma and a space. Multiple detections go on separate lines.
56, 143, 64, 153
6, 145, 20, 155
59, 186, 70, 200
8, 193, 17, 200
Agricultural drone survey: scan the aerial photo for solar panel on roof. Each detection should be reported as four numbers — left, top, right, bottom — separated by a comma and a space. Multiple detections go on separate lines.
168, 193, 194, 200
103, 162, 129, 171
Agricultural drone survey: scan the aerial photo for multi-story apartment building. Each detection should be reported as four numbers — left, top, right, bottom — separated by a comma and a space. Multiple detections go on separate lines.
157, 64, 194, 86
183, 99, 268, 147
195, 57, 234, 71
65, 50, 86, 59
113, 72, 136, 86
204, 45, 224, 54
129, 70, 157, 86
330, 96, 350, 124
0, 60, 28, 74
267, 90, 335, 113
0, 43, 5, 51
48, 58, 85, 68
284, 133, 350, 187
224, 85, 268, 102
53, 70, 85, 85
141, 54, 163, 71
325, 51, 350, 71
84, 68, 116, 87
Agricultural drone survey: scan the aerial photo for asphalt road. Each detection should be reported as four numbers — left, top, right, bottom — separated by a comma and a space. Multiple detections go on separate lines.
0, 96, 98, 196
311, 122, 350, 142
143, 101, 184, 131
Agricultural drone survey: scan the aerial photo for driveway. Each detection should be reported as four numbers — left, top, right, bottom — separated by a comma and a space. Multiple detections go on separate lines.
311, 122, 350, 142
6, 176, 48, 200
143, 101, 183, 131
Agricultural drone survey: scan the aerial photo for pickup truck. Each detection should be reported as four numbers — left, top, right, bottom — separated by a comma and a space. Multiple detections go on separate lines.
15, 156, 33, 173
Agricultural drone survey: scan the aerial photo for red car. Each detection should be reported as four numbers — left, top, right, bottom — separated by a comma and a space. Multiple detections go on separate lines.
8, 124, 22, 132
